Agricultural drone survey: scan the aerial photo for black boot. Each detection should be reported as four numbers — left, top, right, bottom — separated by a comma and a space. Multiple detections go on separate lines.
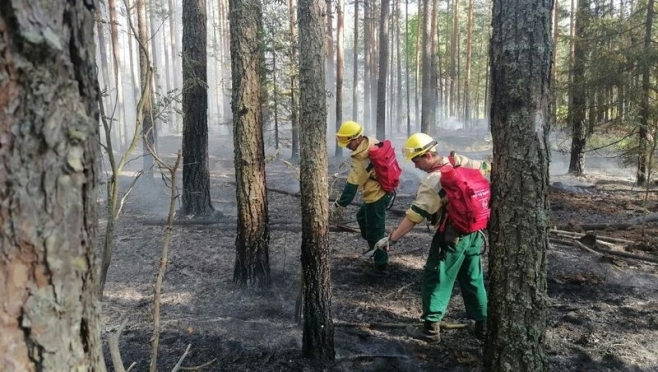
406, 321, 440, 343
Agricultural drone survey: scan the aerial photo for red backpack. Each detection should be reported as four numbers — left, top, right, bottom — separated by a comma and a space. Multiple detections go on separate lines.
368, 140, 402, 193
439, 162, 490, 233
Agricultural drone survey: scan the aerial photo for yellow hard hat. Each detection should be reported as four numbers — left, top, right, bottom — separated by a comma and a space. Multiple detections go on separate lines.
336, 121, 364, 147
402, 133, 437, 161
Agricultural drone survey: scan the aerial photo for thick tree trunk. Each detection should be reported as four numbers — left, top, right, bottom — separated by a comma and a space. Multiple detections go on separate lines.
230, 0, 271, 287
487, 0, 553, 370
376, 0, 390, 140
298, 0, 335, 359
0, 1, 106, 370
182, 0, 214, 216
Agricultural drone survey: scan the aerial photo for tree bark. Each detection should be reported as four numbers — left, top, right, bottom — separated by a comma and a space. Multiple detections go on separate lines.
298, 0, 335, 359
376, 0, 390, 140
182, 0, 214, 216
137, 0, 157, 172
335, 0, 345, 156
420, 0, 433, 133
352, 0, 359, 124
0, 1, 106, 370
637, 0, 654, 185
289, 0, 300, 160
568, 0, 589, 176
487, 0, 553, 370
230, 0, 271, 287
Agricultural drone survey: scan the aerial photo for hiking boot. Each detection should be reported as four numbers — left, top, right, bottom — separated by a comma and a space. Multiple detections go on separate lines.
471, 319, 487, 340
406, 321, 440, 343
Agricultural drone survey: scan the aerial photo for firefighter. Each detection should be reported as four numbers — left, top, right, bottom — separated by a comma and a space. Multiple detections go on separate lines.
330, 121, 393, 274
374, 132, 489, 343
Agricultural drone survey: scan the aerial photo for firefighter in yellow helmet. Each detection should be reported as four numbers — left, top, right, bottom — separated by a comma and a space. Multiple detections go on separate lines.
374, 132, 490, 343
331, 121, 393, 274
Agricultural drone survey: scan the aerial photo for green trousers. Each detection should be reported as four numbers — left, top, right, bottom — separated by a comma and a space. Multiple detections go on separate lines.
356, 193, 392, 266
422, 227, 488, 323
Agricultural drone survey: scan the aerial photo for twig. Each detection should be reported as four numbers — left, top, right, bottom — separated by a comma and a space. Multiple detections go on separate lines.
179, 358, 218, 371
126, 362, 137, 372
382, 281, 417, 299
170, 344, 192, 372
335, 354, 410, 362
109, 318, 129, 372
149, 151, 183, 372
549, 229, 634, 245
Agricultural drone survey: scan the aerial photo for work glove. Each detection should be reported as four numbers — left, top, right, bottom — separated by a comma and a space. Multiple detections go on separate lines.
329, 202, 345, 222
374, 234, 396, 252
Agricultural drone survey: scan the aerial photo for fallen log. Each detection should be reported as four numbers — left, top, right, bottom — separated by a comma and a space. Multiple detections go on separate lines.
628, 212, 658, 224
550, 235, 658, 265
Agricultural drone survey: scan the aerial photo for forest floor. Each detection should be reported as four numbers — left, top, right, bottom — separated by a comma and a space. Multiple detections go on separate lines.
99, 131, 658, 372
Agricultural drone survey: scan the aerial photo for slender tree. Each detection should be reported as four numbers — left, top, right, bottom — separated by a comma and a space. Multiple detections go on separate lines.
137, 0, 157, 172
376, 0, 390, 140
109, 0, 128, 148
336, 0, 345, 156
289, 0, 301, 160
298, 0, 335, 359
230, 0, 271, 287
637, 0, 655, 185
486, 0, 553, 371
420, 0, 434, 133
568, 0, 590, 175
182, 0, 215, 215
0, 1, 106, 370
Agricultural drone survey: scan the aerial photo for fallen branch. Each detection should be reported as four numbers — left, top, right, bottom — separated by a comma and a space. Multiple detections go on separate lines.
557, 222, 633, 231
335, 354, 410, 361
550, 236, 658, 265
549, 229, 635, 245
170, 344, 191, 372
179, 358, 218, 371
628, 212, 658, 224
109, 319, 129, 372
333, 320, 468, 330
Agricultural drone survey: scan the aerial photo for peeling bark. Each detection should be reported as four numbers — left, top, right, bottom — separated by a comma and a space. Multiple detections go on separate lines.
0, 1, 105, 371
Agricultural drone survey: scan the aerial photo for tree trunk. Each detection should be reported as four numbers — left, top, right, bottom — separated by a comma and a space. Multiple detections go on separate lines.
486, 0, 552, 370
364, 0, 372, 128
182, 0, 214, 216
405, 0, 411, 136
137, 0, 157, 172
289, 0, 301, 160
229, 0, 271, 287
568, 0, 589, 176
335, 0, 345, 156
376, 0, 390, 140
298, 0, 335, 359
464, 0, 473, 127
637, 0, 654, 185
449, 0, 459, 117
326, 0, 337, 146
0, 1, 106, 370
352, 0, 359, 124
109, 0, 128, 150
420, 0, 433, 133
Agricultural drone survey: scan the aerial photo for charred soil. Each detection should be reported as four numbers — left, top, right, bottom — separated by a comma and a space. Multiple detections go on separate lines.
100, 135, 658, 372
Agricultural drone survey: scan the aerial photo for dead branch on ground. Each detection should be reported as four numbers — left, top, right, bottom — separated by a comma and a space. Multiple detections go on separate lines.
333, 320, 468, 330
549, 235, 658, 265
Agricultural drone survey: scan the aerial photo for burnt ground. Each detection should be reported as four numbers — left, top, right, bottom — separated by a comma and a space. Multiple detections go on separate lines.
100, 133, 658, 372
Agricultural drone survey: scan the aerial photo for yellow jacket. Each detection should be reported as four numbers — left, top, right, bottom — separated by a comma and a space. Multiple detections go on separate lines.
405, 153, 491, 224
336, 136, 388, 206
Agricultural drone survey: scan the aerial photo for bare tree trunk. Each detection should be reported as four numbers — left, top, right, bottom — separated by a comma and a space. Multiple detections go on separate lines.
0, 1, 106, 370
298, 0, 335, 359
326, 0, 337, 142
486, 0, 552, 370
420, 0, 433, 133
137, 0, 157, 173
637, 0, 654, 185
464, 0, 473, 128
568, 0, 589, 176
109, 0, 128, 149
336, 0, 345, 156
376, 0, 390, 140
364, 0, 372, 128
449, 0, 458, 117
230, 0, 271, 287
405, 0, 411, 136
352, 0, 359, 124
289, 0, 301, 160
182, 0, 215, 215
414, 1, 421, 130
